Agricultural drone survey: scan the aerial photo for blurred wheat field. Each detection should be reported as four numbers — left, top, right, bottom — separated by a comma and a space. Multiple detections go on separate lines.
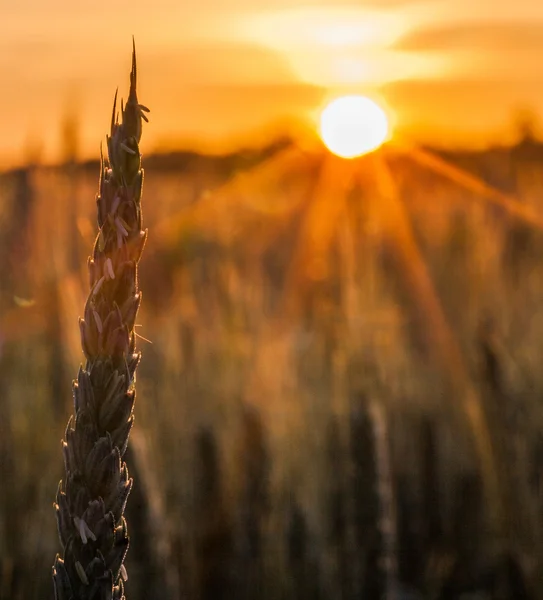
2, 138, 543, 599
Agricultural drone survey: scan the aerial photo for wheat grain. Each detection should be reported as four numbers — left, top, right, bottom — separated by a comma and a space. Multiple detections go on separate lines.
52, 39, 149, 600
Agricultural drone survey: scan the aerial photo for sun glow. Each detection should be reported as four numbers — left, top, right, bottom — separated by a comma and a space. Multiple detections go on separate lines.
319, 95, 390, 158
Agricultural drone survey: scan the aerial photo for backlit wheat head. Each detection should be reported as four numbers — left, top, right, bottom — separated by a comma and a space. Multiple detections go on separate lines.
52, 40, 149, 600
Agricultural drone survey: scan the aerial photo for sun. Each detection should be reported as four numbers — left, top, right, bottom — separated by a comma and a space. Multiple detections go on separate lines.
319, 95, 390, 158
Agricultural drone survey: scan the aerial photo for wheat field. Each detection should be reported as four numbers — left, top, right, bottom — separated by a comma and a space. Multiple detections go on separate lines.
2, 132, 543, 599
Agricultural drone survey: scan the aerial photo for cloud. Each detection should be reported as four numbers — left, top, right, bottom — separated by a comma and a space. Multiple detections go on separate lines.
196, 0, 417, 10
383, 77, 543, 143
147, 82, 325, 140
395, 21, 543, 51
142, 42, 298, 86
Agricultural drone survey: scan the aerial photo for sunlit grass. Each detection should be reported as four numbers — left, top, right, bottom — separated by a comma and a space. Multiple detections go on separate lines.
2, 130, 543, 597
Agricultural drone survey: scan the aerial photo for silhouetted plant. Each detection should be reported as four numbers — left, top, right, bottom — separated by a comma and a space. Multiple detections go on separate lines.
193, 427, 234, 600
286, 499, 322, 600
52, 42, 150, 599
233, 408, 270, 599
325, 415, 353, 600
0, 166, 36, 600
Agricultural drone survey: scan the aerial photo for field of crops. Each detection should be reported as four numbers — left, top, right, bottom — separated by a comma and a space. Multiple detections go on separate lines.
2, 138, 543, 599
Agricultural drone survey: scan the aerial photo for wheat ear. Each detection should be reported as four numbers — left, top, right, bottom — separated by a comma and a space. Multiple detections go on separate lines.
52, 40, 150, 600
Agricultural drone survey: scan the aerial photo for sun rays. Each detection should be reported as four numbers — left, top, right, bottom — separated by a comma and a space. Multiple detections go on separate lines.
138, 127, 543, 526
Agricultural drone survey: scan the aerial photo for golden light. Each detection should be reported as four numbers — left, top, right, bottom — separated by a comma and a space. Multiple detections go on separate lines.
319, 95, 390, 158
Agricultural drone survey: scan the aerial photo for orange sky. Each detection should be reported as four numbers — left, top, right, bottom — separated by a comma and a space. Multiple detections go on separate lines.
2, 0, 543, 167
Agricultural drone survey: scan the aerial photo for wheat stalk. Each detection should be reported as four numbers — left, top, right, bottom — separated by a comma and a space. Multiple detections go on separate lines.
52, 40, 149, 600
